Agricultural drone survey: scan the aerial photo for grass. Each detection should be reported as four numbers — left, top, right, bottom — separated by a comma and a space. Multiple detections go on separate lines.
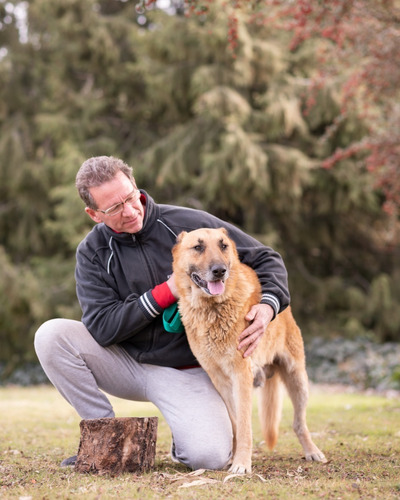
1, 385, 400, 499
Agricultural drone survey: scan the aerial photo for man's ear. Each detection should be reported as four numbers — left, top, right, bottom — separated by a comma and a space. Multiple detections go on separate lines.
85, 207, 102, 224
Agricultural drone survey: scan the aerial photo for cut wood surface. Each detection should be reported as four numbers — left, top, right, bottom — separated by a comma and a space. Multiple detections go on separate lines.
75, 416, 158, 475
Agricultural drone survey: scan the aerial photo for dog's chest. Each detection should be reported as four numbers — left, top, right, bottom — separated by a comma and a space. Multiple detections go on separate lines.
180, 301, 244, 355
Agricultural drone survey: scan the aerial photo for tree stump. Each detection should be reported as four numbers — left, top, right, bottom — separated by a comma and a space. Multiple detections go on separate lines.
75, 416, 158, 475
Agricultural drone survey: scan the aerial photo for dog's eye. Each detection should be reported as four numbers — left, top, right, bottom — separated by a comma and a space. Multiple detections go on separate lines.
193, 245, 204, 252
219, 241, 228, 251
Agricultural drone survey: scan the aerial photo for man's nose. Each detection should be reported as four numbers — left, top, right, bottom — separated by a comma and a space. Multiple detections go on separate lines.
121, 201, 136, 216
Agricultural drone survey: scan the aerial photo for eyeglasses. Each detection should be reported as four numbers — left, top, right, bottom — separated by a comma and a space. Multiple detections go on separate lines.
96, 189, 141, 217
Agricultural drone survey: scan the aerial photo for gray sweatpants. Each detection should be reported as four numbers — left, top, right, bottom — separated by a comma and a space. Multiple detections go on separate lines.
34, 318, 232, 471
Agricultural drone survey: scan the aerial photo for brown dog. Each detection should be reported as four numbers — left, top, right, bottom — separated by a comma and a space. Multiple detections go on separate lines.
172, 227, 326, 474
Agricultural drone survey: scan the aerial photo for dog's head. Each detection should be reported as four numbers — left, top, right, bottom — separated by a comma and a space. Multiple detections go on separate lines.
172, 227, 238, 298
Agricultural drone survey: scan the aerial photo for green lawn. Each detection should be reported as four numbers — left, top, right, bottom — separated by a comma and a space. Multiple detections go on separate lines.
1, 385, 399, 499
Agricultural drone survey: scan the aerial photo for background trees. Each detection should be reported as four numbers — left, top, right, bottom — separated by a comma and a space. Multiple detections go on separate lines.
0, 0, 399, 372
216, 0, 400, 215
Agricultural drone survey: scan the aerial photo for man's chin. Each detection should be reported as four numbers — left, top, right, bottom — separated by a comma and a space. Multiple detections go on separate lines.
123, 219, 143, 234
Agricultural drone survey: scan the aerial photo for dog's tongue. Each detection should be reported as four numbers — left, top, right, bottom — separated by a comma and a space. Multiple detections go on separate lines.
207, 280, 225, 295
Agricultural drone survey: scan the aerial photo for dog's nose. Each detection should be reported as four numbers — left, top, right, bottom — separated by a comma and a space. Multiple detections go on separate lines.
211, 265, 226, 279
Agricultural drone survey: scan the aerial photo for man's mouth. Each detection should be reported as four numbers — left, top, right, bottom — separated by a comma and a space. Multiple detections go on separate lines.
124, 215, 140, 227
190, 273, 225, 296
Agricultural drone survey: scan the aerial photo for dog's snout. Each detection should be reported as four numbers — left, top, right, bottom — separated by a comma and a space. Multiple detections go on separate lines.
211, 264, 226, 279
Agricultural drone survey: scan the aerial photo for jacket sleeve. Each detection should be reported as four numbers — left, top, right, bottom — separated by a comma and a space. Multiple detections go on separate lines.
223, 222, 290, 318
75, 244, 163, 347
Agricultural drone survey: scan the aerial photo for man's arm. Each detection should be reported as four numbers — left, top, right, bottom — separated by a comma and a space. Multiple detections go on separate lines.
75, 248, 173, 346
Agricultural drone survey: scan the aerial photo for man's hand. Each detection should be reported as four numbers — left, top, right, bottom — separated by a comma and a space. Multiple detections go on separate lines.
238, 304, 274, 358
166, 273, 179, 299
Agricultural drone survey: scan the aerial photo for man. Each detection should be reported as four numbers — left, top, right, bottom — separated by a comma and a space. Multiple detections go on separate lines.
34, 156, 290, 470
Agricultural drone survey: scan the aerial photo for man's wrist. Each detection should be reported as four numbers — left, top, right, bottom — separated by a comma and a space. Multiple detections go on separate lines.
260, 293, 280, 319
152, 281, 176, 308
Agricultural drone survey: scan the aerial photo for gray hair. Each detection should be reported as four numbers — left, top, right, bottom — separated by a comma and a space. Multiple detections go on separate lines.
76, 156, 135, 209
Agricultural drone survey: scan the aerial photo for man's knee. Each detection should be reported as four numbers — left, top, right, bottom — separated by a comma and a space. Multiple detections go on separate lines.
34, 318, 84, 367
34, 319, 63, 355
190, 445, 231, 471
173, 436, 232, 471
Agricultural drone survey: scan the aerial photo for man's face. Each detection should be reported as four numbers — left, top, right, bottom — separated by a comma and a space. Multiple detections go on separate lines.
85, 171, 145, 234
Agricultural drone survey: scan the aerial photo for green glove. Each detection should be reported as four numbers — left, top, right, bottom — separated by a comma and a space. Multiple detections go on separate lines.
162, 303, 185, 333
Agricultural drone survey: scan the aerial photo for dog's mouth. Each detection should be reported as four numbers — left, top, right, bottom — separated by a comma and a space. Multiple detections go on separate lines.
190, 273, 225, 296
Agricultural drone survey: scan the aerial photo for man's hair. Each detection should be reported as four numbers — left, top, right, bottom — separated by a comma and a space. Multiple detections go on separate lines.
76, 156, 135, 209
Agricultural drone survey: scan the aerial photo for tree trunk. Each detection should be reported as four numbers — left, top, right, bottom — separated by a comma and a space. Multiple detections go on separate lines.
75, 416, 158, 475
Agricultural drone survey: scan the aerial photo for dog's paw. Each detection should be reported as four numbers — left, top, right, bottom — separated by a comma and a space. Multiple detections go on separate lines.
228, 462, 252, 474
305, 450, 328, 463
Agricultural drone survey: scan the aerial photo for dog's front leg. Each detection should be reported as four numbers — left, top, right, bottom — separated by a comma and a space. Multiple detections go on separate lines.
210, 362, 254, 474
228, 368, 254, 474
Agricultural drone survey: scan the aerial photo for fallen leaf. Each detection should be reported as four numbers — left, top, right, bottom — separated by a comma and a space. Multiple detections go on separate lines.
254, 474, 268, 483
187, 469, 207, 476
223, 474, 245, 483
178, 478, 218, 488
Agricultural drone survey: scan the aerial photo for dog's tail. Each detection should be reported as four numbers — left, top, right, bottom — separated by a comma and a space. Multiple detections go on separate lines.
257, 373, 284, 450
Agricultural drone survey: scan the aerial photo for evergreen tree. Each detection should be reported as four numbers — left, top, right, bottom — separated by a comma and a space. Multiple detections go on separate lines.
133, 3, 400, 340
0, 0, 399, 371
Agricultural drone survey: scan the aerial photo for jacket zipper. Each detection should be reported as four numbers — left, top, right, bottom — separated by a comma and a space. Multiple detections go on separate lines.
133, 234, 160, 353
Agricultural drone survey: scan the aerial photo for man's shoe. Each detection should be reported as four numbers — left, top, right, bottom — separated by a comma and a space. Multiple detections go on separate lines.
60, 455, 77, 467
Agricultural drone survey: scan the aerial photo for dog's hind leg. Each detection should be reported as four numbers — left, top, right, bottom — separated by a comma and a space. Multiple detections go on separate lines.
278, 362, 327, 463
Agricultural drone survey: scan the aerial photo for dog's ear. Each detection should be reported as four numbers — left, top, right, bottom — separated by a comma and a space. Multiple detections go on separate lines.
175, 231, 187, 244
219, 227, 229, 236
172, 231, 186, 260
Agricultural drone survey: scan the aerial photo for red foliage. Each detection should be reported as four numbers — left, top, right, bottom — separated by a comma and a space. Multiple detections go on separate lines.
227, 12, 239, 55
279, 0, 400, 213
232, 0, 400, 213
276, 2, 399, 213
179, 0, 400, 212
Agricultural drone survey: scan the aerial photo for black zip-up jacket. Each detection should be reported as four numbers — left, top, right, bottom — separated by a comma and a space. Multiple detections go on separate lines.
75, 191, 290, 367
